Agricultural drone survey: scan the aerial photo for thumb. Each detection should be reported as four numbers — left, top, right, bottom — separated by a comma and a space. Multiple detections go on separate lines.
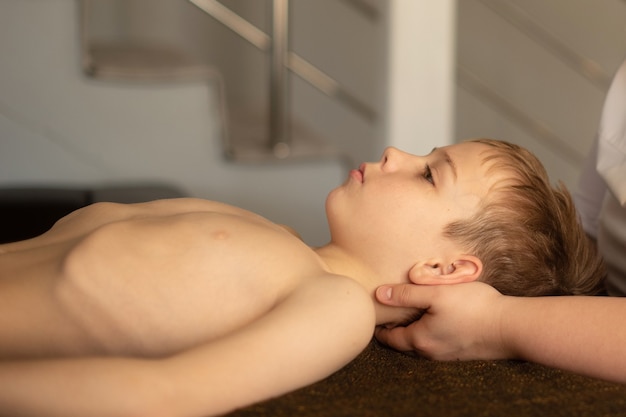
375, 284, 433, 309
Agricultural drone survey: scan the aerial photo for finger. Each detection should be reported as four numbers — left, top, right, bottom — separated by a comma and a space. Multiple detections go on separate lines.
375, 284, 435, 309
374, 324, 421, 353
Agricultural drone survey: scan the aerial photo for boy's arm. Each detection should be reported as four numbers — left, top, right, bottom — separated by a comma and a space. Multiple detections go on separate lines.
0, 275, 375, 417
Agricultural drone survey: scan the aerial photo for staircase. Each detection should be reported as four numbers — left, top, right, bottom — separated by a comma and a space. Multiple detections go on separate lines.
0, 0, 346, 246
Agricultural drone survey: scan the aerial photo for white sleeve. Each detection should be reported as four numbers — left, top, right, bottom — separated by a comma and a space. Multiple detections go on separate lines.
575, 136, 606, 238
596, 59, 626, 207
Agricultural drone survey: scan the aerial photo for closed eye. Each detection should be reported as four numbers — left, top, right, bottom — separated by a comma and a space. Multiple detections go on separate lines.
423, 164, 435, 186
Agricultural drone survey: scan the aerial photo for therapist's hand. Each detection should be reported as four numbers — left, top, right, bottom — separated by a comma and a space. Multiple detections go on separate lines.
374, 282, 511, 361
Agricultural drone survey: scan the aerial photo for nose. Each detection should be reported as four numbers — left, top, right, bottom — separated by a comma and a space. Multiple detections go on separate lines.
381, 147, 411, 172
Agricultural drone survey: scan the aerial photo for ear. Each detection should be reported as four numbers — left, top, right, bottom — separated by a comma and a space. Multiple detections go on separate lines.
408, 255, 483, 285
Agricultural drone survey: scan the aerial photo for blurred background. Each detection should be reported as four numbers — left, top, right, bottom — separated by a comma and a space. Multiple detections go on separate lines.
0, 0, 624, 245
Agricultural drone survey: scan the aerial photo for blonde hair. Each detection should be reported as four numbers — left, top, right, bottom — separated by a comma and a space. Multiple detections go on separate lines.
444, 139, 605, 296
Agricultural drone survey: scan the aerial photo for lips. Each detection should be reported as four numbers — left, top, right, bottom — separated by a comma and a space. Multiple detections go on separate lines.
349, 164, 365, 183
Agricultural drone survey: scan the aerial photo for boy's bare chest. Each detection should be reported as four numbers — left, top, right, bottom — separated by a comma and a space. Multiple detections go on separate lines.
57, 210, 326, 356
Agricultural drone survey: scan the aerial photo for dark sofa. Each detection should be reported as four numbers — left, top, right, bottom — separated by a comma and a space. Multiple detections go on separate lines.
0, 185, 185, 243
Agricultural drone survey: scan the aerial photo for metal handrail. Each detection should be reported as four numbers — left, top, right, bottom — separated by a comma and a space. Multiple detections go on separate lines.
189, 0, 376, 157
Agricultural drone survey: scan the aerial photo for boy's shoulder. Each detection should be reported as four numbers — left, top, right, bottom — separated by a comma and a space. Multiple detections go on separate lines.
264, 273, 375, 381
285, 273, 376, 343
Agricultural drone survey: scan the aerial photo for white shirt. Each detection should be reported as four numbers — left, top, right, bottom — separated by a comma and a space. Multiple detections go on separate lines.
576, 58, 626, 296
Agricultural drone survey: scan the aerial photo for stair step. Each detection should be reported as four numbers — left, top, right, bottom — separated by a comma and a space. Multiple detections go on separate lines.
84, 43, 219, 82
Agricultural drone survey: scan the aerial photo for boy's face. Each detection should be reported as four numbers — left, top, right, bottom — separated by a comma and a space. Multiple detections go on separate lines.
326, 141, 499, 270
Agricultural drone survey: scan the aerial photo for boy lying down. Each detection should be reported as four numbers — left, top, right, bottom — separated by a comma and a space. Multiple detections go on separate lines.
0, 139, 605, 417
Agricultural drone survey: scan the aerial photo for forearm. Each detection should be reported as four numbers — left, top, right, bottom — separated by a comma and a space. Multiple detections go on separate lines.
0, 357, 172, 417
501, 295, 626, 383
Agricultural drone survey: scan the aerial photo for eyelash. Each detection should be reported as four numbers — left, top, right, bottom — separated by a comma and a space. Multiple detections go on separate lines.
423, 164, 435, 185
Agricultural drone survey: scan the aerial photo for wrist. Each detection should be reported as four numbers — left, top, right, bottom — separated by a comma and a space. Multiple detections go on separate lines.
492, 294, 519, 360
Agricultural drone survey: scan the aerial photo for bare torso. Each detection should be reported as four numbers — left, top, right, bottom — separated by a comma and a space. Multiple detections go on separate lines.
0, 198, 329, 359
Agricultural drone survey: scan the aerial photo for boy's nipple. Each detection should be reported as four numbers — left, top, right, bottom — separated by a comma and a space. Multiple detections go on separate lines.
211, 229, 229, 240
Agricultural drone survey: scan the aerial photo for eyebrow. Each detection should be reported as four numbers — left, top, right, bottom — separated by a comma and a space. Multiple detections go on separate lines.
432, 147, 458, 182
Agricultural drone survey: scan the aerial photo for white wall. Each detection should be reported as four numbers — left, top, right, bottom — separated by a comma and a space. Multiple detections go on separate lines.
386, 0, 456, 154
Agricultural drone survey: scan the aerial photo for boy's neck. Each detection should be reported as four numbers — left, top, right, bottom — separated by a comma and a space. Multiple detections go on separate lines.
314, 244, 378, 290
313, 244, 417, 327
